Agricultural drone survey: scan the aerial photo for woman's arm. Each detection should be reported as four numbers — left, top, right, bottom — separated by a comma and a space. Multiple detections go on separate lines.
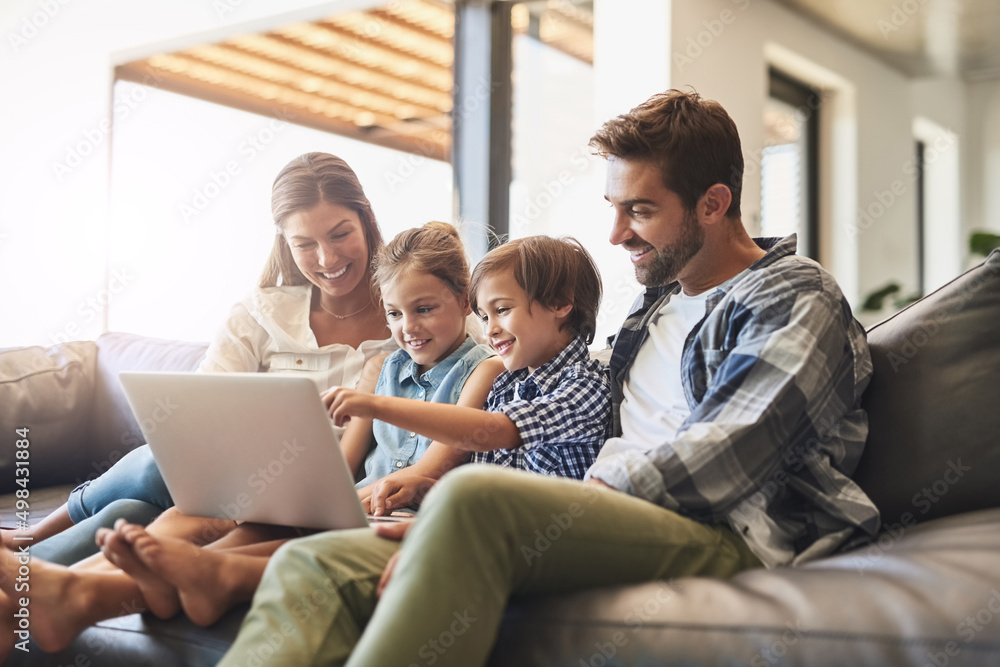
327, 357, 520, 453
329, 353, 389, 477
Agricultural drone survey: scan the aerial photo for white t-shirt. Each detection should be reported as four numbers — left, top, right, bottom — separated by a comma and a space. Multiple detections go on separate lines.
198, 285, 398, 392
614, 289, 712, 452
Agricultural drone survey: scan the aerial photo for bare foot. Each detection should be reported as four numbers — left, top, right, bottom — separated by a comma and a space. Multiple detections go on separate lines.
1, 588, 20, 663
0, 527, 32, 550
0, 546, 134, 653
119, 521, 240, 627
99, 524, 180, 620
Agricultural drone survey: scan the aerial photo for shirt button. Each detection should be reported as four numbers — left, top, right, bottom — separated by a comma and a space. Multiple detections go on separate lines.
395, 461, 404, 468
295, 359, 303, 365
409, 431, 416, 437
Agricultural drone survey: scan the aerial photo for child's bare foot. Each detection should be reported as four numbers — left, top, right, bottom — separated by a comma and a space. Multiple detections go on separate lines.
99, 524, 180, 620
118, 521, 242, 627
0, 546, 138, 653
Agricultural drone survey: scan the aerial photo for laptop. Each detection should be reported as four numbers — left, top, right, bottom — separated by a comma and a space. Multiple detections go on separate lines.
118, 371, 403, 531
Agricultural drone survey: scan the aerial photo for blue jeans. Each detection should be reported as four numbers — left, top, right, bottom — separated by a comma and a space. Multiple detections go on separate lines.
36, 445, 176, 565
66, 444, 174, 523
32, 499, 163, 565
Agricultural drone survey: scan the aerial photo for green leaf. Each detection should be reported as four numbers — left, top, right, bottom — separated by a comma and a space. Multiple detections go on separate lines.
970, 231, 1000, 257
861, 282, 901, 311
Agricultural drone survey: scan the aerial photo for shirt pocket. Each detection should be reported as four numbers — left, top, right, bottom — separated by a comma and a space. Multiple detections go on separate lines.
267, 352, 332, 373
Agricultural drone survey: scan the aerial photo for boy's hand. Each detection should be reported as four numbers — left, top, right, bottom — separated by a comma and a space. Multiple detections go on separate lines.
367, 474, 437, 516
323, 387, 376, 426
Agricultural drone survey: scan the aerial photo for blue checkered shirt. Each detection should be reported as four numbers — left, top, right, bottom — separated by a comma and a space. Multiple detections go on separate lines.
586, 236, 881, 567
472, 336, 611, 479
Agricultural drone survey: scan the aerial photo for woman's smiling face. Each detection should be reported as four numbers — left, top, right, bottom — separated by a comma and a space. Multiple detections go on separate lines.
284, 200, 370, 300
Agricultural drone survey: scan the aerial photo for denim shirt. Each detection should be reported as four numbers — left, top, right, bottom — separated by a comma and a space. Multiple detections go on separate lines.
355, 337, 494, 488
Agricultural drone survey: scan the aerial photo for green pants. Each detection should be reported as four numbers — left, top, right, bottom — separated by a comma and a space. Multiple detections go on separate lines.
219, 466, 762, 667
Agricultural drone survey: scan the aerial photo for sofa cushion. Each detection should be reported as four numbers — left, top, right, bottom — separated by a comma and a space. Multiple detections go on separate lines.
0, 341, 97, 492
490, 507, 1000, 666
86, 333, 207, 483
854, 250, 1000, 526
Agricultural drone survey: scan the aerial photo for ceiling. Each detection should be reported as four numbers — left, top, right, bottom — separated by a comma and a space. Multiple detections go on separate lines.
116, 0, 593, 162
773, 0, 1000, 80
116, 0, 997, 162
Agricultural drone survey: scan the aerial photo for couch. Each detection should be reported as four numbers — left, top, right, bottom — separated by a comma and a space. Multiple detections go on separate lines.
2, 249, 998, 666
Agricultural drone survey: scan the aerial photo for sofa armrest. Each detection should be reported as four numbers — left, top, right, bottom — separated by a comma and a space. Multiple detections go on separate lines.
0, 341, 98, 493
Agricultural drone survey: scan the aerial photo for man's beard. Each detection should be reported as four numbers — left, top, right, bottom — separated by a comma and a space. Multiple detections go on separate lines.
629, 210, 704, 287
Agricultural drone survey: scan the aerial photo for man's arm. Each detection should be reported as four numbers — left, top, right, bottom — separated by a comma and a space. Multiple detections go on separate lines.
587, 288, 863, 522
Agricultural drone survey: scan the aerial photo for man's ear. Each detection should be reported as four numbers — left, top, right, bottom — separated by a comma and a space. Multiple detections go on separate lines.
699, 184, 732, 223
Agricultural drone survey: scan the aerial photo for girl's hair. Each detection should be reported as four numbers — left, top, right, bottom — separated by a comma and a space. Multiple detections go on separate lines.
259, 152, 384, 288
373, 221, 470, 299
470, 235, 602, 344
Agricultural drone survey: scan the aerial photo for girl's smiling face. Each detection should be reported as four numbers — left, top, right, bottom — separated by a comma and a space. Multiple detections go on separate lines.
382, 271, 470, 374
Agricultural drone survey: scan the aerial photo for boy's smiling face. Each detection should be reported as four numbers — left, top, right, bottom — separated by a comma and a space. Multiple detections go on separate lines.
475, 268, 574, 374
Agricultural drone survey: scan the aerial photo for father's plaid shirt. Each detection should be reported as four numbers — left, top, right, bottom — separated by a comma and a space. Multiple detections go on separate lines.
586, 236, 881, 567
473, 336, 611, 479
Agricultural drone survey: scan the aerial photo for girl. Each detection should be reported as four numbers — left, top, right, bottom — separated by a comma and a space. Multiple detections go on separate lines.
0, 221, 503, 657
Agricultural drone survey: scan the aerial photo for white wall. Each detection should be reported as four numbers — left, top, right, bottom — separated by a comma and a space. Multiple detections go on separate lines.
669, 0, 937, 307
965, 80, 1000, 242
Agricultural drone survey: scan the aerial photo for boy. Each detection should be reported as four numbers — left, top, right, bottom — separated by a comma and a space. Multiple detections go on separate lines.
326, 235, 611, 511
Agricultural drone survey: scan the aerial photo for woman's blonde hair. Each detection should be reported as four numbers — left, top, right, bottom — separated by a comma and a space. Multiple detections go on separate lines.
373, 221, 470, 299
259, 153, 384, 288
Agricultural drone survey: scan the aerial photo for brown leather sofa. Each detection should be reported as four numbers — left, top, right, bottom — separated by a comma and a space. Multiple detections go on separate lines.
2, 249, 998, 666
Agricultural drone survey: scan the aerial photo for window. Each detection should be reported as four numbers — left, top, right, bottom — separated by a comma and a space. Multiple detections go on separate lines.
761, 68, 820, 259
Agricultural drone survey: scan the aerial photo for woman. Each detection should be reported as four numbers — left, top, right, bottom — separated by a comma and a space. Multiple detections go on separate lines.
5, 152, 399, 564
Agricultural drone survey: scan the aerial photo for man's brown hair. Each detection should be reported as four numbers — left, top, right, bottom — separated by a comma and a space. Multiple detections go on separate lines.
470, 236, 602, 344
589, 89, 743, 217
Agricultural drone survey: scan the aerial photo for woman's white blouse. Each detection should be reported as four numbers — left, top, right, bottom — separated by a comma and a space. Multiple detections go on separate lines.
197, 285, 398, 391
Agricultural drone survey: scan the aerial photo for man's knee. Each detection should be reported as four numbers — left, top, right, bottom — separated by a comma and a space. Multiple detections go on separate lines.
423, 465, 513, 514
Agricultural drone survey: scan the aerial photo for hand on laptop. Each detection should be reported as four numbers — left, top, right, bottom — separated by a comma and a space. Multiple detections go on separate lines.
323, 387, 376, 426
360, 473, 438, 516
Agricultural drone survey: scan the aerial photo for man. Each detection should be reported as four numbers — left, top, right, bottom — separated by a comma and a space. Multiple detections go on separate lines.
218, 90, 880, 667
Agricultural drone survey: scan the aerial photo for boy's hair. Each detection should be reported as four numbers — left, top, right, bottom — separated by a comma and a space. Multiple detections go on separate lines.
373, 221, 469, 298
470, 236, 602, 344
589, 89, 743, 218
